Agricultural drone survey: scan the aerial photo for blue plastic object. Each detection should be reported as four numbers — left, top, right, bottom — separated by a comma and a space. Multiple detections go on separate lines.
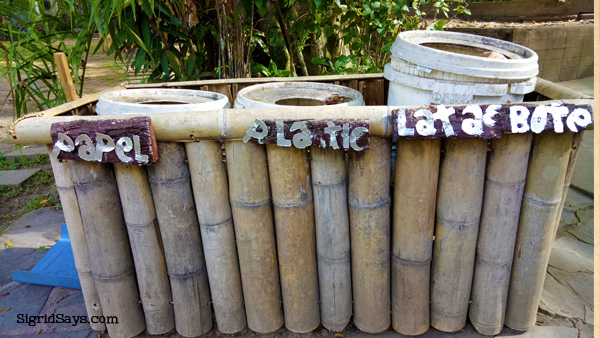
13, 223, 81, 289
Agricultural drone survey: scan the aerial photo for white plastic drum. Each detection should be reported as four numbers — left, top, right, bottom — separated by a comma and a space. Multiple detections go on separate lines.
96, 88, 230, 115
384, 30, 539, 105
234, 82, 364, 108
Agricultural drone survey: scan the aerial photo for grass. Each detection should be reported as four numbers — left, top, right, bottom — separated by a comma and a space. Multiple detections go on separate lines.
0, 152, 50, 170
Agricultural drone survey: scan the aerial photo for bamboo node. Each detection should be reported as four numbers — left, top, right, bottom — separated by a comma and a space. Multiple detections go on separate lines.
8, 112, 44, 137
521, 195, 562, 207
391, 254, 432, 266
348, 197, 391, 210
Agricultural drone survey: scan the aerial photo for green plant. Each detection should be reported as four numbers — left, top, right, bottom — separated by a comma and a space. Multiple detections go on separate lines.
0, 0, 104, 118
251, 60, 291, 77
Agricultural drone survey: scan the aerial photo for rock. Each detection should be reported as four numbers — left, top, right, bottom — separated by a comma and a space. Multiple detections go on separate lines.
563, 189, 593, 213
547, 266, 593, 308
2, 147, 48, 163
540, 272, 586, 320
535, 311, 575, 328
548, 236, 593, 273
557, 209, 578, 228
575, 209, 594, 227
584, 305, 593, 325
0, 208, 64, 251
567, 217, 593, 245
0, 283, 53, 336
575, 318, 594, 338
0, 168, 40, 186
496, 325, 578, 338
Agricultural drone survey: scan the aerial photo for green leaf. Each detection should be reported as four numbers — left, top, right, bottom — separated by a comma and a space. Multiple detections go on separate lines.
166, 50, 183, 79
351, 42, 362, 51
185, 53, 196, 78
311, 57, 330, 67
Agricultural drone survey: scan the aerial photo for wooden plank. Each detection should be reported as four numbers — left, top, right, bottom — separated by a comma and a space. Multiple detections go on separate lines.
50, 116, 158, 165
125, 73, 385, 89
232, 83, 253, 104
359, 79, 385, 106
40, 85, 125, 117
392, 102, 593, 139
201, 84, 233, 105
337, 79, 359, 90
54, 52, 80, 105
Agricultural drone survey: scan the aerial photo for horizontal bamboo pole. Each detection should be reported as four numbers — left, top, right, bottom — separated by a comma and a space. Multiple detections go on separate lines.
12, 99, 594, 145
186, 141, 247, 334
225, 141, 284, 333
430, 138, 487, 332
114, 164, 175, 335
147, 142, 213, 337
310, 147, 352, 332
505, 131, 574, 331
47, 147, 105, 332
69, 161, 145, 338
468, 133, 532, 335
348, 137, 392, 333
534, 77, 593, 100
392, 138, 441, 336
267, 145, 320, 333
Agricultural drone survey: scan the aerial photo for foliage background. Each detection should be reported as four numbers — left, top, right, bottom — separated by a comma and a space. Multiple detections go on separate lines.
0, 0, 470, 117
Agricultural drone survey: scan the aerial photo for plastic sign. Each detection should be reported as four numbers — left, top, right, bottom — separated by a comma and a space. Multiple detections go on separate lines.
50, 116, 158, 165
243, 119, 370, 150
393, 102, 592, 139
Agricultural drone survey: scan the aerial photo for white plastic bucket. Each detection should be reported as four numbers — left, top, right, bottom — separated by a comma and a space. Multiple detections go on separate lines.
96, 89, 230, 115
384, 31, 538, 106
234, 82, 364, 108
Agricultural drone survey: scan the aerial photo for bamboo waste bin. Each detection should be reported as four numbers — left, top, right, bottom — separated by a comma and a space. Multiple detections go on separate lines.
33, 60, 593, 338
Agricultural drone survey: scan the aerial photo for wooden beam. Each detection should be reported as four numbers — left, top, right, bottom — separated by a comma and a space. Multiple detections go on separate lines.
54, 52, 80, 104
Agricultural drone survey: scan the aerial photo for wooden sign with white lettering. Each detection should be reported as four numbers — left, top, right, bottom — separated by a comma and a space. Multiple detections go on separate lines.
50, 116, 158, 165
243, 119, 370, 151
393, 102, 593, 139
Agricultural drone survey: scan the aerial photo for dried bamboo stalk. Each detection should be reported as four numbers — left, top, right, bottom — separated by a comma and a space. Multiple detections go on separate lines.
392, 138, 441, 336
114, 164, 175, 335
552, 131, 585, 237
266, 145, 320, 333
430, 138, 487, 332
505, 131, 574, 331
348, 137, 392, 333
70, 161, 145, 338
147, 142, 213, 337
310, 147, 352, 332
186, 141, 246, 333
468, 134, 532, 335
47, 146, 105, 332
225, 141, 283, 333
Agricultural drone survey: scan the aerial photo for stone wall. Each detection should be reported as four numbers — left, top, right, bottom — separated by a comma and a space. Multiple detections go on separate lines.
450, 22, 594, 82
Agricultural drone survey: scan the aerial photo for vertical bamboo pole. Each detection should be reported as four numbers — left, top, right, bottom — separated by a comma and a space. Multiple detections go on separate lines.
266, 145, 320, 333
430, 138, 487, 332
552, 131, 585, 236
47, 146, 105, 332
147, 142, 213, 337
225, 141, 283, 333
70, 161, 145, 338
468, 134, 532, 335
505, 131, 574, 331
310, 147, 352, 332
348, 137, 392, 333
114, 164, 175, 335
392, 138, 441, 336
186, 141, 247, 333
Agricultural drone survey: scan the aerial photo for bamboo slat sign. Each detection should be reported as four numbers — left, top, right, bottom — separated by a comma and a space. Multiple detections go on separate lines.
310, 147, 352, 332
348, 137, 392, 333
225, 141, 284, 333
46, 146, 105, 332
114, 164, 175, 334
266, 145, 321, 333
392, 138, 441, 336
468, 133, 532, 335
69, 161, 145, 338
186, 141, 247, 333
147, 143, 213, 337
50, 116, 158, 165
505, 131, 574, 331
430, 138, 487, 332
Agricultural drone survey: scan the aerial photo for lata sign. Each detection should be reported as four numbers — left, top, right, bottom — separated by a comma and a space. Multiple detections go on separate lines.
243, 119, 370, 151
50, 116, 158, 165
392, 102, 592, 139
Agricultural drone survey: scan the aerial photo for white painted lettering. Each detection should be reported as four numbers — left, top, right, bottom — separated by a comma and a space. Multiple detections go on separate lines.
547, 105, 569, 133
396, 108, 415, 136
483, 105, 501, 127
414, 109, 436, 136
566, 108, 592, 132
350, 127, 368, 151
432, 105, 455, 137
243, 119, 269, 143
52, 133, 75, 158
462, 105, 484, 136
290, 121, 312, 149
324, 121, 342, 149
510, 106, 530, 133
530, 106, 548, 134
115, 137, 134, 163
276, 121, 292, 147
